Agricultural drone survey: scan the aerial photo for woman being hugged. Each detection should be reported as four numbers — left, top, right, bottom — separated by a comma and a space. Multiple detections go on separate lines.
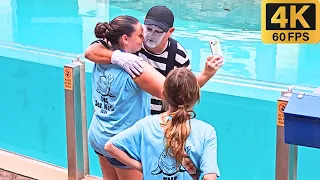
88, 15, 166, 180
105, 68, 220, 180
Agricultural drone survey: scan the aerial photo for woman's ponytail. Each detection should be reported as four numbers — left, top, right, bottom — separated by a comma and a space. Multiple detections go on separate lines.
164, 106, 195, 165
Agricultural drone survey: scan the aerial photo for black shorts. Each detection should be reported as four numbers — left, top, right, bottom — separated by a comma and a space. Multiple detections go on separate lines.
94, 150, 129, 168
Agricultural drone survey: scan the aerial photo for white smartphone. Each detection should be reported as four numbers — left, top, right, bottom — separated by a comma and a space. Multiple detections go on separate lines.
209, 39, 223, 56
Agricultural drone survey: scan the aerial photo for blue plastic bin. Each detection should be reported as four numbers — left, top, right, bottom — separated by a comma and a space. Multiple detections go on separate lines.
284, 92, 320, 149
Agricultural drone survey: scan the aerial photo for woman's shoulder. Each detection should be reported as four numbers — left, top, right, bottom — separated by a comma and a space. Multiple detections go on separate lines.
93, 63, 132, 79
190, 119, 217, 135
137, 114, 160, 125
132, 115, 161, 135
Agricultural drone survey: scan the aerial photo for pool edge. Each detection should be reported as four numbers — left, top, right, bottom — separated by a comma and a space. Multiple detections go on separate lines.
0, 149, 101, 180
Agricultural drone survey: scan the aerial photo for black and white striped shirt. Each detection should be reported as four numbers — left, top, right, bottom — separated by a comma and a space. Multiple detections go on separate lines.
138, 39, 190, 115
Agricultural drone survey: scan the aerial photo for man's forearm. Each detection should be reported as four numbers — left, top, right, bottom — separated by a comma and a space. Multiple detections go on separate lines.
84, 43, 113, 64
196, 71, 216, 87
84, 43, 144, 78
196, 55, 223, 87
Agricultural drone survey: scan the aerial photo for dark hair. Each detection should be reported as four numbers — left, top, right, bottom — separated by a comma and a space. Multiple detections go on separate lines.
162, 68, 200, 165
94, 15, 139, 47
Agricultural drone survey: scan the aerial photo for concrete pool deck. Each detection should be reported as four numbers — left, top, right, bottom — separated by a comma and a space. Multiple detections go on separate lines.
0, 149, 102, 180
0, 168, 101, 180
0, 169, 35, 180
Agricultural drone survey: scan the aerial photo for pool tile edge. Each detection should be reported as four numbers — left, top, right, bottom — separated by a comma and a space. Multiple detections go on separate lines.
0, 149, 68, 180
0, 149, 102, 180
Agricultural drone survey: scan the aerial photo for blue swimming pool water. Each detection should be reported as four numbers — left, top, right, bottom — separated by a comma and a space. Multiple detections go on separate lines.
1, 48, 320, 180
0, 0, 319, 87
1, 0, 320, 180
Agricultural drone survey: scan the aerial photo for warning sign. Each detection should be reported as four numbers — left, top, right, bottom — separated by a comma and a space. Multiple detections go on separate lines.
64, 68, 73, 90
277, 100, 288, 126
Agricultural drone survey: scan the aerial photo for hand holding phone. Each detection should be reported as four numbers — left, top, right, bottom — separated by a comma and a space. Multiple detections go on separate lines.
209, 40, 223, 56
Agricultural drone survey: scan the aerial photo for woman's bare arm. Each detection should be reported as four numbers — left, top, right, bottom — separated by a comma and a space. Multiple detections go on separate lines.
203, 173, 217, 180
105, 142, 142, 172
132, 56, 222, 98
133, 61, 165, 99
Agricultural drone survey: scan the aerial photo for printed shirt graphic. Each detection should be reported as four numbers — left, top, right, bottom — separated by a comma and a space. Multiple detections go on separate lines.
88, 64, 151, 158
109, 115, 220, 180
151, 146, 192, 177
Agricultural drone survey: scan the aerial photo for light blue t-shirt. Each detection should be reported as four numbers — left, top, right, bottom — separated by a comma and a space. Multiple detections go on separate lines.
109, 115, 220, 179
88, 63, 151, 157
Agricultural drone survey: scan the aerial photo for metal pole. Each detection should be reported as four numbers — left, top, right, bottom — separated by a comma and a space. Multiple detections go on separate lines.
275, 87, 320, 180
288, 144, 298, 180
64, 63, 85, 180
73, 56, 89, 175
275, 86, 297, 180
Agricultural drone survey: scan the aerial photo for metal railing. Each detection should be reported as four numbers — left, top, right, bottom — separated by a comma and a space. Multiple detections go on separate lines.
64, 56, 89, 180
275, 86, 297, 180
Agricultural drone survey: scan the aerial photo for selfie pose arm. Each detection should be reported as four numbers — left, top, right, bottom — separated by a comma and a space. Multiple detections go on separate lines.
196, 55, 223, 87
196, 40, 224, 87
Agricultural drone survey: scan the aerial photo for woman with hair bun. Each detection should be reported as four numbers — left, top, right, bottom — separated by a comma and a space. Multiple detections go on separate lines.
88, 15, 165, 180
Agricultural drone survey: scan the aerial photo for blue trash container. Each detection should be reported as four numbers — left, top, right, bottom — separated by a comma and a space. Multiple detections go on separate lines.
284, 92, 320, 149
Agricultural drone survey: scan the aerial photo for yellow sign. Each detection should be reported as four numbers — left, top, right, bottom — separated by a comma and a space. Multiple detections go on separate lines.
277, 100, 288, 126
261, 0, 320, 44
64, 68, 73, 90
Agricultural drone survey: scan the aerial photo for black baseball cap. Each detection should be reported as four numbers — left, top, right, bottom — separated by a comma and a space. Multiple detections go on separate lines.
144, 6, 174, 32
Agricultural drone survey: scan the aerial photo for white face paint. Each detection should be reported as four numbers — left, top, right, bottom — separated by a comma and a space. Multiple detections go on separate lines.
143, 25, 166, 48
